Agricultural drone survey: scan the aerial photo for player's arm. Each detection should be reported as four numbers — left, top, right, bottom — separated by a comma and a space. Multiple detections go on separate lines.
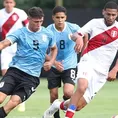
107, 59, 118, 81
44, 45, 58, 71
70, 32, 88, 53
0, 39, 11, 50
81, 33, 88, 53
45, 54, 64, 72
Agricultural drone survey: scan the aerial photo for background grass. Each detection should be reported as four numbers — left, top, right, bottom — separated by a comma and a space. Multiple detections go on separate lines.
3, 78, 118, 118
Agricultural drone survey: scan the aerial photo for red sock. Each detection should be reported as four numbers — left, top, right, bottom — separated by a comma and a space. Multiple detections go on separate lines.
60, 101, 65, 110
65, 109, 75, 118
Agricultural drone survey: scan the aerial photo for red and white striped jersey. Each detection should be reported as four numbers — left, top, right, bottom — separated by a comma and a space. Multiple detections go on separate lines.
78, 18, 118, 75
0, 7, 28, 40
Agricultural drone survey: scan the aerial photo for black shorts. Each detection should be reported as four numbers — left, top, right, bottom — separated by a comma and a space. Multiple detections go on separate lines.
47, 67, 76, 89
0, 67, 40, 102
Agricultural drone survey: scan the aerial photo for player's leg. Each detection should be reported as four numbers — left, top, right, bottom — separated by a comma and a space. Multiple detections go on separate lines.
64, 78, 88, 118
62, 68, 76, 101
42, 62, 91, 118
42, 67, 107, 118
49, 87, 60, 118
64, 68, 107, 118
46, 67, 61, 118
62, 61, 92, 118
0, 87, 29, 117
0, 68, 17, 117
2, 95, 22, 115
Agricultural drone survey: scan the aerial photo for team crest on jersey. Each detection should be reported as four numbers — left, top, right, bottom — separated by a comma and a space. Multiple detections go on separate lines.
111, 30, 117, 38
12, 15, 18, 21
0, 82, 4, 88
42, 35, 47, 42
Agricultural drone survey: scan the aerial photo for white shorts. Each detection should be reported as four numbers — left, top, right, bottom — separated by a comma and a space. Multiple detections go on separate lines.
76, 60, 107, 103
1, 44, 17, 70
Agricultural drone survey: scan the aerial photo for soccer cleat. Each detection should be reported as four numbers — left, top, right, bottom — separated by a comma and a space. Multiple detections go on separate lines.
42, 99, 61, 118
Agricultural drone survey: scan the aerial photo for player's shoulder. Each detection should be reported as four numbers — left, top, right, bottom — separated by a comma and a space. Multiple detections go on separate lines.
87, 18, 104, 26
113, 21, 118, 28
66, 22, 79, 27
15, 27, 26, 34
42, 26, 53, 34
66, 22, 80, 28
66, 22, 80, 32
46, 24, 54, 30
88, 18, 102, 22
0, 8, 5, 14
14, 8, 26, 14
42, 26, 54, 37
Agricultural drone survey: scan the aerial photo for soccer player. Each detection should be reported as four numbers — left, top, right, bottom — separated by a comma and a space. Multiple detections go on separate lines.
0, 6, 57, 118
45, 6, 88, 118
42, 1, 118, 118
0, 0, 28, 111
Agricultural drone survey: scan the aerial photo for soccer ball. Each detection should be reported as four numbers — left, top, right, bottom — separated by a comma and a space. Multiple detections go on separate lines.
112, 115, 118, 118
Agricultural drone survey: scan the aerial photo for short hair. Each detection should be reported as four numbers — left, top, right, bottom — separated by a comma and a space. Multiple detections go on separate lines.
52, 6, 67, 15
104, 1, 118, 10
28, 7, 44, 18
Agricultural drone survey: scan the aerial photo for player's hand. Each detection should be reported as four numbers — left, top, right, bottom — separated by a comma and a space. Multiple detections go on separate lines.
54, 61, 64, 72
74, 36, 84, 53
43, 61, 53, 71
107, 68, 117, 81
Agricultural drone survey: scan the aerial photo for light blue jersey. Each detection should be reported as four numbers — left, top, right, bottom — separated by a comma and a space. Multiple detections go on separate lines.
7, 26, 56, 77
47, 22, 80, 70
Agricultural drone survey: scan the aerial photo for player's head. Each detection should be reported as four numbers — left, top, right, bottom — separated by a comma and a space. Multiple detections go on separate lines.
28, 7, 44, 32
3, 0, 16, 13
52, 6, 67, 31
102, 1, 118, 26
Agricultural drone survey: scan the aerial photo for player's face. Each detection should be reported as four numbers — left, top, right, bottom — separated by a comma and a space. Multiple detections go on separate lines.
52, 12, 67, 31
3, 0, 15, 13
28, 17, 44, 32
103, 8, 118, 26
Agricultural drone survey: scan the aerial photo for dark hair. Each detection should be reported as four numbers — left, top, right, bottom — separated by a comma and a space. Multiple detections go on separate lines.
104, 1, 118, 10
52, 6, 67, 15
28, 7, 44, 18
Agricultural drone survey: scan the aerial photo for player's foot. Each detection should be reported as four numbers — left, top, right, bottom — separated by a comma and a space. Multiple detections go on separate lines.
17, 102, 25, 112
42, 99, 61, 118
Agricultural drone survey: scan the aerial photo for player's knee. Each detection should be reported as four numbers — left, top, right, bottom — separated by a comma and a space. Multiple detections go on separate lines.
0, 98, 5, 104
0, 95, 7, 104
9, 96, 21, 107
63, 91, 73, 99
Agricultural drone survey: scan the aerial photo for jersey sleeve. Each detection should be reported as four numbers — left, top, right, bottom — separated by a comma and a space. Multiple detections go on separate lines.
20, 10, 28, 26
73, 24, 80, 32
6, 29, 21, 44
48, 30, 56, 48
77, 19, 94, 35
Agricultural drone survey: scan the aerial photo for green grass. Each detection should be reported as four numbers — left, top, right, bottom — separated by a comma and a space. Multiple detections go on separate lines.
4, 78, 118, 118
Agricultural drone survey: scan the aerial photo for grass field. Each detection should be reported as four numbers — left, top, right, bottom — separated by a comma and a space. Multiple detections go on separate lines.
4, 78, 118, 118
